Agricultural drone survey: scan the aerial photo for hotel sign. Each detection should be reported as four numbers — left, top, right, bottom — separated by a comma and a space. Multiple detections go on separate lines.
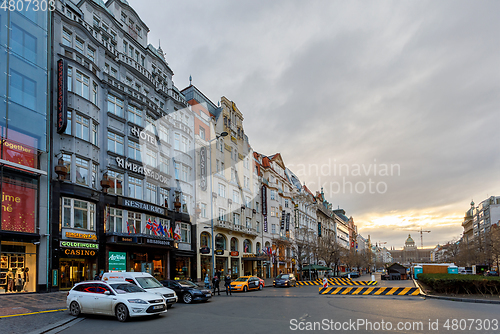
130, 126, 157, 145
115, 157, 169, 185
122, 198, 165, 215
261, 185, 267, 232
200, 146, 207, 191
56, 59, 68, 134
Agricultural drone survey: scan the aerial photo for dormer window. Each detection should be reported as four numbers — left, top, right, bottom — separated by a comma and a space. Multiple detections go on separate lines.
121, 12, 127, 23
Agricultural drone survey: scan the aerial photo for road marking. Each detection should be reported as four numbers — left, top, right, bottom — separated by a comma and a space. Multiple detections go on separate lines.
0, 309, 66, 318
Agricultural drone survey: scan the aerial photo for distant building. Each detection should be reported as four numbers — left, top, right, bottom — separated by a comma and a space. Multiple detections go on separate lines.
389, 234, 431, 265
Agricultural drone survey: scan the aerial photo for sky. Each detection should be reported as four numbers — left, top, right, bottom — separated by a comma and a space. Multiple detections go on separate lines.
128, 0, 500, 249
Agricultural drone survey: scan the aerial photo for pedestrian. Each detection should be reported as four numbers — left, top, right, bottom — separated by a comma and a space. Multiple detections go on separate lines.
212, 275, 220, 295
224, 274, 232, 296
216, 269, 222, 281
94, 273, 100, 280
204, 274, 210, 289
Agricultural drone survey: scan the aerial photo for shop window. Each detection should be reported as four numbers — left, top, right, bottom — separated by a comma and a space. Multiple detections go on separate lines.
107, 208, 123, 233
175, 257, 190, 280
0, 243, 37, 293
215, 234, 226, 250
61, 197, 96, 230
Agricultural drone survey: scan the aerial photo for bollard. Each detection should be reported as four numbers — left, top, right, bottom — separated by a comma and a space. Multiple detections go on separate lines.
348, 274, 350, 279
371, 274, 375, 281
322, 278, 328, 288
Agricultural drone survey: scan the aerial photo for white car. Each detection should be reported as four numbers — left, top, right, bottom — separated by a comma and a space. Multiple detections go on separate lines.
67, 280, 167, 322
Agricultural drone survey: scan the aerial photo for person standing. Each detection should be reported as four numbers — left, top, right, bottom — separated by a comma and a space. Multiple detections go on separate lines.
212, 275, 220, 295
224, 274, 232, 296
204, 274, 210, 289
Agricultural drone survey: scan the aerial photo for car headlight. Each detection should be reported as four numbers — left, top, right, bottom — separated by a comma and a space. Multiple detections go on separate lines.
273, 281, 275, 283
128, 299, 148, 304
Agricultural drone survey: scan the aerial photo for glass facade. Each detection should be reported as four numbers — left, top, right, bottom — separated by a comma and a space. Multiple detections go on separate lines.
0, 10, 48, 151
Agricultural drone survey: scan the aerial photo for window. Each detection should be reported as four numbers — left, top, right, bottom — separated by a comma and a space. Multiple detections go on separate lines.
128, 176, 142, 200
159, 125, 169, 143
62, 198, 95, 230
62, 154, 71, 181
127, 211, 141, 234
218, 184, 226, 198
285, 199, 289, 208
64, 111, 72, 135
231, 238, 238, 251
216, 160, 220, 174
180, 223, 190, 243
9, 70, 35, 110
145, 182, 157, 204
256, 222, 260, 233
270, 190, 276, 200
200, 203, 207, 218
218, 208, 226, 221
102, 23, 109, 33
174, 162, 180, 179
245, 196, 251, 208
107, 132, 124, 155
111, 68, 117, 78
231, 169, 235, 182
68, 67, 72, 91
107, 95, 124, 117
137, 26, 142, 38
270, 207, 276, 217
11, 24, 36, 64
219, 139, 223, 152
160, 188, 169, 208
87, 47, 95, 62
215, 234, 226, 250
199, 126, 205, 140
128, 141, 142, 161
75, 37, 84, 53
246, 217, 251, 229
174, 133, 180, 150
93, 16, 100, 27
75, 71, 90, 99
75, 114, 89, 141
182, 194, 189, 213
128, 105, 142, 125
123, 41, 128, 54
121, 12, 127, 23
159, 156, 169, 174
92, 82, 98, 104
107, 208, 123, 233
271, 224, 276, 234
181, 165, 188, 182
108, 171, 123, 195
129, 46, 134, 58
75, 157, 89, 185
126, 77, 132, 86
181, 136, 188, 153
233, 213, 240, 226
244, 176, 249, 189
145, 148, 157, 167
200, 232, 210, 248
91, 163, 98, 189
135, 51, 140, 63
91, 123, 98, 146
63, 28, 72, 46
233, 190, 239, 204
243, 239, 251, 253
221, 162, 225, 175
141, 56, 145, 67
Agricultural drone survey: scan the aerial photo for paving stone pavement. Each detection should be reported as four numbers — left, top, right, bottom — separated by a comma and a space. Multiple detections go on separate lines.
0, 291, 67, 316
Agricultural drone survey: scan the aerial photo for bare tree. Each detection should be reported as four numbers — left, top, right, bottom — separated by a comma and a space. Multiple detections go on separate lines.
317, 231, 344, 276
291, 226, 314, 280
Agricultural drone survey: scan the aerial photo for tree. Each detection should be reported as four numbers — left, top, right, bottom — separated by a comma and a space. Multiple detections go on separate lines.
290, 226, 314, 280
317, 231, 344, 276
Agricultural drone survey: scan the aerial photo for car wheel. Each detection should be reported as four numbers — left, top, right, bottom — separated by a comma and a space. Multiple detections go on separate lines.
69, 301, 80, 317
183, 293, 193, 304
259, 284, 263, 290
115, 303, 129, 322
243, 286, 248, 292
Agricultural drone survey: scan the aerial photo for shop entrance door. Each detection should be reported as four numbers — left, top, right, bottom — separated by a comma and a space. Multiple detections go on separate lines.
60, 259, 88, 290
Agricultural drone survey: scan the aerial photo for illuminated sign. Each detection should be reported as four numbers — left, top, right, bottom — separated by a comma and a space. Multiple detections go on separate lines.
56, 59, 68, 134
230, 251, 239, 257
65, 232, 97, 240
200, 146, 207, 191
60, 241, 98, 249
118, 236, 136, 243
2, 138, 36, 168
200, 247, 210, 254
109, 252, 126, 271
215, 249, 224, 256
63, 249, 96, 256
1, 175, 36, 233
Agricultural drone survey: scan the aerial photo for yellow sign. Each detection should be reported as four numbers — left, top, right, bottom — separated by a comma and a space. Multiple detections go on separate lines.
231, 136, 237, 143
65, 232, 97, 240
224, 143, 232, 151
238, 153, 244, 160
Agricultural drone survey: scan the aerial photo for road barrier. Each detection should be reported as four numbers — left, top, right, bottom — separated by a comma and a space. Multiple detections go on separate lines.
297, 279, 378, 286
319, 287, 421, 296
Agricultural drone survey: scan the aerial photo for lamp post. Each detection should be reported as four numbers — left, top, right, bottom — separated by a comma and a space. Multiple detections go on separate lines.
206, 131, 228, 278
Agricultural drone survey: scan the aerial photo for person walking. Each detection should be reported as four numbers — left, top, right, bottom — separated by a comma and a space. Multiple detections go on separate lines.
224, 274, 232, 296
204, 274, 210, 290
212, 274, 220, 295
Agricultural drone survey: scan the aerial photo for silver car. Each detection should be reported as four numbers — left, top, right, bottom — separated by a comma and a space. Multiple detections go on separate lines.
67, 281, 167, 322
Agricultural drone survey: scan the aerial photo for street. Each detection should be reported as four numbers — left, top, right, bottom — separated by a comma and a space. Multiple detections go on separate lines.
50, 285, 500, 334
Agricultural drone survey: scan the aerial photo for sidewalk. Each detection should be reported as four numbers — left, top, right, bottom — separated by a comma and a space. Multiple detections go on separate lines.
0, 291, 67, 317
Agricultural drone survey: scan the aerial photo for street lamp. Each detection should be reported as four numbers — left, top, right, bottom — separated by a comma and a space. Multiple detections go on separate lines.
207, 131, 228, 278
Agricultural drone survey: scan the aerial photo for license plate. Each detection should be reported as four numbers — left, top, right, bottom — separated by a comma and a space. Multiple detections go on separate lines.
168, 298, 175, 302
205, 294, 211, 297
153, 305, 163, 310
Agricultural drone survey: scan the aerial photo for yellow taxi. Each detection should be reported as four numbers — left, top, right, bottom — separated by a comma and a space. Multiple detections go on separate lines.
229, 276, 262, 292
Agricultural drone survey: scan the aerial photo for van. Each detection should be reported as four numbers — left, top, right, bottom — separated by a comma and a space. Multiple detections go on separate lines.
102, 272, 178, 308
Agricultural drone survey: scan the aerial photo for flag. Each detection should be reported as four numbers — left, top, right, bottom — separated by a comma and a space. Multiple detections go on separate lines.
126, 221, 130, 235
168, 226, 173, 238
133, 223, 136, 234
156, 220, 165, 237
244, 243, 249, 253
174, 222, 181, 241
146, 219, 153, 231
152, 220, 159, 236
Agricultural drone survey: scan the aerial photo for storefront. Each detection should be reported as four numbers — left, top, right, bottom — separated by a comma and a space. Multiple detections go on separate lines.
0, 241, 37, 293
242, 254, 267, 277
215, 250, 228, 276
230, 252, 239, 278
58, 231, 99, 290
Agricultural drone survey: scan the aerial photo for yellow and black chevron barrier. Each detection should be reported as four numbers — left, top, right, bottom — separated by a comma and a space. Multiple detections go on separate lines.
319, 287, 420, 296
297, 279, 378, 286
297, 281, 321, 286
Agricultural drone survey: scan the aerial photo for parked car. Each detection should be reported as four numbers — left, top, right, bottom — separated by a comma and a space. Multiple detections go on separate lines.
102, 272, 177, 308
230, 276, 262, 292
273, 273, 297, 287
160, 280, 212, 304
485, 270, 499, 276
67, 281, 167, 322
341, 272, 360, 278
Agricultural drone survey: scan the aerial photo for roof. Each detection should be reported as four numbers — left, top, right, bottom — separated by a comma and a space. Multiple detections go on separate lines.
405, 234, 415, 244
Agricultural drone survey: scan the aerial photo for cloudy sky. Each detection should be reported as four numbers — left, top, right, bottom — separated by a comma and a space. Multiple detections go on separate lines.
129, 0, 500, 248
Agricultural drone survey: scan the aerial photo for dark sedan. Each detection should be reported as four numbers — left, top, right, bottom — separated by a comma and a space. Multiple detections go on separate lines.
160, 280, 212, 304
273, 274, 297, 287
341, 271, 360, 278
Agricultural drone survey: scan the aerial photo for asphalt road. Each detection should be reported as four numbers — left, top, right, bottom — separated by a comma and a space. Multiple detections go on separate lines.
54, 285, 500, 334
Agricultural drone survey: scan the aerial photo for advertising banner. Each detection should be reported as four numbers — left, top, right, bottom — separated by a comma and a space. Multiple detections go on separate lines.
108, 251, 127, 272
1, 175, 36, 233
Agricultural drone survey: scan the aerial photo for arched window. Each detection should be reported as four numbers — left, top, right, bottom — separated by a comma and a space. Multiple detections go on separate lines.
215, 234, 227, 250
243, 239, 252, 253
200, 232, 210, 248
265, 241, 270, 250
230, 237, 238, 251
256, 242, 261, 253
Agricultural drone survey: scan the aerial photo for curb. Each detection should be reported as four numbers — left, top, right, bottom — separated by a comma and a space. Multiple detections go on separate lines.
412, 277, 500, 305
26, 315, 85, 334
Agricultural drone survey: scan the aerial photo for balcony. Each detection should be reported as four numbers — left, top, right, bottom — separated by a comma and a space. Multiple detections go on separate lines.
215, 220, 232, 231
